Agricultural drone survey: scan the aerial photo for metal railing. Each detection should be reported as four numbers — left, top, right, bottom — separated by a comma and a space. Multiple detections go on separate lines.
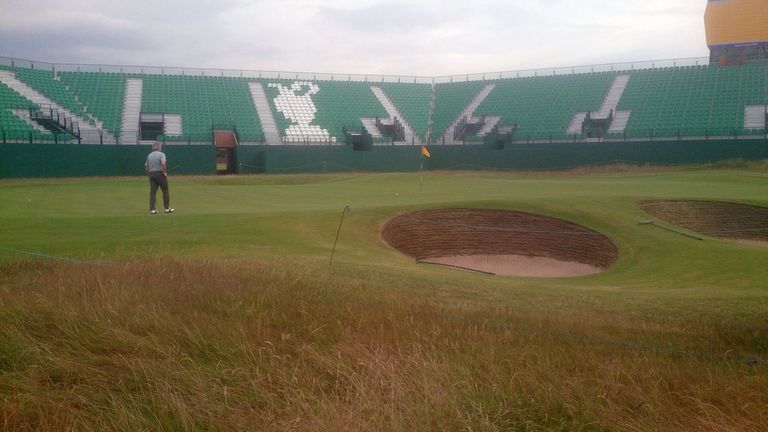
29, 105, 81, 138
0, 55, 434, 84
434, 57, 713, 83
2, 126, 765, 146
0, 54, 714, 84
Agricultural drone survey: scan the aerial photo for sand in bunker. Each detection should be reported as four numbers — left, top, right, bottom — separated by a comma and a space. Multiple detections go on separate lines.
425, 254, 603, 277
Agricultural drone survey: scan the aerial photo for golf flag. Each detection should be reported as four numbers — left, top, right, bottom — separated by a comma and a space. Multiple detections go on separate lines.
421, 145, 431, 158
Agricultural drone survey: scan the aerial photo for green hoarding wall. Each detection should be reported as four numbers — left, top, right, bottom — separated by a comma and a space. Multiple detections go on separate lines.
1, 139, 766, 178
0, 144, 215, 178
236, 139, 768, 174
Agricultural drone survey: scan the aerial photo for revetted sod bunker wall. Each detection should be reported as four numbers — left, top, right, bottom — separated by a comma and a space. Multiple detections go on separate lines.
381, 209, 618, 275
639, 200, 768, 242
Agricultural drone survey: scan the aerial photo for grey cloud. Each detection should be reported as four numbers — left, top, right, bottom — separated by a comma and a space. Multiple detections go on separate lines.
0, 27, 155, 65
0, 0, 710, 76
318, 1, 533, 33
319, 3, 446, 31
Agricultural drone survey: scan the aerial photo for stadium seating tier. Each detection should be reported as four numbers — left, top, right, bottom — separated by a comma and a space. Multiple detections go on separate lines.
1, 60, 767, 145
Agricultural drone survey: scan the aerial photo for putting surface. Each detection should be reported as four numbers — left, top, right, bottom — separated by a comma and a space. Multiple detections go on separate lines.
1, 166, 767, 431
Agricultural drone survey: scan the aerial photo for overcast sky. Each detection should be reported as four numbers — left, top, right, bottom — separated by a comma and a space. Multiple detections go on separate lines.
0, 0, 709, 76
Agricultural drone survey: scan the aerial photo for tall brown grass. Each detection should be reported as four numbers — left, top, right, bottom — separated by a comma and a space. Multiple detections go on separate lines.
0, 259, 766, 431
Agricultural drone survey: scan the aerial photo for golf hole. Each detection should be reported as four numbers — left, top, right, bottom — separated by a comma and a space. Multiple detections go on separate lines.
381, 208, 618, 277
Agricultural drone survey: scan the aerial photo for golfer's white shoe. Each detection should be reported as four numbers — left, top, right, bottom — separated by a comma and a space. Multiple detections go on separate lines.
150, 209, 159, 214
164, 208, 175, 213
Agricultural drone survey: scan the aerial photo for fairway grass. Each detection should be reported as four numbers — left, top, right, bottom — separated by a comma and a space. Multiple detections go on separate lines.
1, 167, 767, 431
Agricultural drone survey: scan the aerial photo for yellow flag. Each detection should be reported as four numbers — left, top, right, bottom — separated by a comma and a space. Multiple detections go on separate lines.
421, 145, 431, 158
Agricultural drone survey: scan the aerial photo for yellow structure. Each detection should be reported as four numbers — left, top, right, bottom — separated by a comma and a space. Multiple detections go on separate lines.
704, 0, 768, 63
705, 0, 768, 46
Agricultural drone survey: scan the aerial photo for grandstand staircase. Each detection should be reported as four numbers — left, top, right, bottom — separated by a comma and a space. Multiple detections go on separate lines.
368, 86, 421, 144
360, 118, 384, 139
0, 70, 116, 144
426, 84, 436, 144
566, 113, 588, 135
442, 84, 498, 144
477, 117, 502, 136
120, 78, 142, 144
248, 82, 281, 144
568, 74, 631, 136
744, 105, 767, 130
163, 114, 183, 136
9, 109, 50, 133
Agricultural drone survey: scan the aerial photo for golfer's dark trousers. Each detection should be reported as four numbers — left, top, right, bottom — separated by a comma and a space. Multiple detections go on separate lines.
148, 171, 170, 211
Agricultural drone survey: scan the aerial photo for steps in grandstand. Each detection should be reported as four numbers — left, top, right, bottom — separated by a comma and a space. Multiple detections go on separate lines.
163, 114, 183, 136
476, 116, 501, 136
443, 84, 496, 144
360, 117, 384, 138
369, 86, 421, 144
248, 82, 281, 144
596, 75, 629, 117
566, 112, 588, 135
608, 110, 631, 133
120, 78, 142, 144
744, 105, 767, 129
0, 70, 116, 143
9, 109, 50, 133
426, 84, 436, 143
567, 74, 631, 135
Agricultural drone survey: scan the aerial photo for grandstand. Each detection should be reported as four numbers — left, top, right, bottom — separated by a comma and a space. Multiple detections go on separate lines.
1, 55, 765, 149
0, 53, 766, 178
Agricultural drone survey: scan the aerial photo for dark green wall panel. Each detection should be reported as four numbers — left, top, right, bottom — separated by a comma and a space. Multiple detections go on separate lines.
1, 140, 766, 178
240, 140, 768, 174
0, 144, 216, 178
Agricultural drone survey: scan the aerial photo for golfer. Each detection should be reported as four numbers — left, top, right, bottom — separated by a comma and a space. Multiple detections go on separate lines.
145, 141, 174, 214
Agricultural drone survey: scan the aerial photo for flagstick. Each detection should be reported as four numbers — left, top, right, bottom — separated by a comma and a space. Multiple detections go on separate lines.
419, 154, 424, 193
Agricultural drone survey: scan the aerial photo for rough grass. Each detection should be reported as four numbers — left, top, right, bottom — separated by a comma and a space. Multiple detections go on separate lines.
1, 259, 767, 431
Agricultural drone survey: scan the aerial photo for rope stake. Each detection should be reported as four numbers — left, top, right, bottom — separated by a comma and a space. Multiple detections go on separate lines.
329, 205, 351, 268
